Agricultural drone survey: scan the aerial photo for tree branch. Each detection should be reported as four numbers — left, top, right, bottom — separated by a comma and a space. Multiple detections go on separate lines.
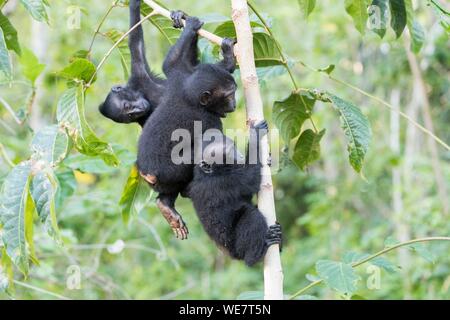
231, 0, 284, 300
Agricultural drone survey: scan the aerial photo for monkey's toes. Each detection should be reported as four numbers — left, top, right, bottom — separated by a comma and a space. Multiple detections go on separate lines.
185, 16, 204, 31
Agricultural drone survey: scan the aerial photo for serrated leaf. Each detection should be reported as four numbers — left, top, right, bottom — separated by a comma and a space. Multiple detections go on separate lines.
370, 0, 389, 38
0, 28, 11, 80
327, 93, 371, 173
293, 129, 325, 170
31, 125, 69, 165
19, 0, 49, 23
0, 162, 33, 275
273, 91, 316, 142
31, 170, 61, 242
253, 33, 284, 67
236, 291, 264, 300
119, 165, 153, 224
57, 58, 96, 85
298, 0, 316, 17
345, 0, 369, 35
405, 0, 424, 53
0, 12, 21, 55
149, 14, 181, 45
56, 85, 119, 166
104, 29, 131, 80
18, 47, 45, 85
316, 260, 360, 296
389, 0, 407, 38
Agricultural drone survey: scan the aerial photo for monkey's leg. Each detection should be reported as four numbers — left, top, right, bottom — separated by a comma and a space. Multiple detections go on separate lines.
157, 193, 189, 240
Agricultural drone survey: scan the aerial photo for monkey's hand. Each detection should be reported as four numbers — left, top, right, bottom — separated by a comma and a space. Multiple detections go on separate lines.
170, 10, 187, 29
156, 199, 189, 240
265, 223, 283, 252
185, 16, 204, 32
221, 38, 236, 54
251, 120, 269, 141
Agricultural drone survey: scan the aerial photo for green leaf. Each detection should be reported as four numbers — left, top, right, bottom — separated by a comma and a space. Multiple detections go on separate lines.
213, 20, 262, 39
55, 170, 76, 211
0, 162, 33, 275
236, 291, 264, 300
119, 165, 153, 224
31, 125, 69, 165
31, 170, 61, 242
345, 0, 369, 35
56, 85, 119, 166
19, 0, 49, 23
18, 47, 45, 85
273, 91, 316, 142
317, 64, 335, 75
409, 243, 436, 264
297, 0, 316, 17
326, 93, 371, 173
389, 0, 407, 38
0, 11, 21, 55
405, 0, 424, 53
369, 0, 389, 38
57, 58, 96, 85
0, 248, 14, 292
149, 14, 181, 45
104, 29, 131, 80
293, 129, 326, 170
296, 295, 318, 300
253, 33, 284, 67
0, 28, 11, 80
316, 260, 360, 296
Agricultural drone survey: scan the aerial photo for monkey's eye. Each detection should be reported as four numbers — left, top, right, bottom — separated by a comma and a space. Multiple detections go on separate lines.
112, 85, 123, 93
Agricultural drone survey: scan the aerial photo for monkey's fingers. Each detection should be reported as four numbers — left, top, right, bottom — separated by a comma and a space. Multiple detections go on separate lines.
170, 10, 186, 29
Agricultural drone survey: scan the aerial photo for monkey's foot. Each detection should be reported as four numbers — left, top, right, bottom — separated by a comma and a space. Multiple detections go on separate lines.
156, 199, 189, 240
140, 171, 157, 186
266, 223, 282, 251
170, 10, 187, 29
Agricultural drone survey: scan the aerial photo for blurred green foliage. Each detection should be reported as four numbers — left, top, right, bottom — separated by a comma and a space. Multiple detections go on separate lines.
0, 0, 449, 299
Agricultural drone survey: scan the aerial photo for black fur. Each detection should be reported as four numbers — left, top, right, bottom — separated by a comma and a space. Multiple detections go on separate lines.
136, 13, 237, 238
185, 121, 282, 266
99, 0, 165, 127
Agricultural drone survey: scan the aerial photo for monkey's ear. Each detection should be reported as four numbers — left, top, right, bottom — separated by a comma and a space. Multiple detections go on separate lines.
200, 91, 212, 106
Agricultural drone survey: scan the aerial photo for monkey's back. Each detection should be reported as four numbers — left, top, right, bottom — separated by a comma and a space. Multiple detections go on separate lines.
137, 99, 222, 194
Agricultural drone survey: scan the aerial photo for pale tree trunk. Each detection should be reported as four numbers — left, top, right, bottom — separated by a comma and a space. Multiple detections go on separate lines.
29, 20, 49, 131
143, 0, 284, 300
404, 43, 449, 215
390, 89, 412, 298
230, 0, 283, 300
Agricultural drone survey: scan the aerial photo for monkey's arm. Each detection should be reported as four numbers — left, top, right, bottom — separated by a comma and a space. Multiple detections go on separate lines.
162, 14, 203, 76
129, 0, 165, 104
216, 38, 236, 73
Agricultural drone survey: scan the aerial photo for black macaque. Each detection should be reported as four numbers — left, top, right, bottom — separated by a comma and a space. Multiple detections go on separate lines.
137, 12, 237, 240
185, 120, 282, 266
99, 0, 165, 127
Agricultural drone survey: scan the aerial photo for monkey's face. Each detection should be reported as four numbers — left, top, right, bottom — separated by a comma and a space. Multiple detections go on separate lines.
188, 65, 237, 118
99, 85, 151, 124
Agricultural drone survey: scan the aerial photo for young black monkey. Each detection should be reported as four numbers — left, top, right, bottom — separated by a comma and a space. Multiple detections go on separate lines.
99, 0, 165, 127
185, 121, 282, 266
137, 13, 237, 240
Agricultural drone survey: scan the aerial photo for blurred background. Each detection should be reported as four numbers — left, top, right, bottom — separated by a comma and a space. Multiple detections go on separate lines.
0, 0, 449, 299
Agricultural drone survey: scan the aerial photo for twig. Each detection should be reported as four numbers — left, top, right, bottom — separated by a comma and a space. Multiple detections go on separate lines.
0, 143, 14, 168
142, 0, 225, 45
86, 11, 158, 88
289, 236, 450, 299
87, 1, 120, 54
13, 280, 72, 300
0, 96, 21, 125
299, 61, 450, 151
